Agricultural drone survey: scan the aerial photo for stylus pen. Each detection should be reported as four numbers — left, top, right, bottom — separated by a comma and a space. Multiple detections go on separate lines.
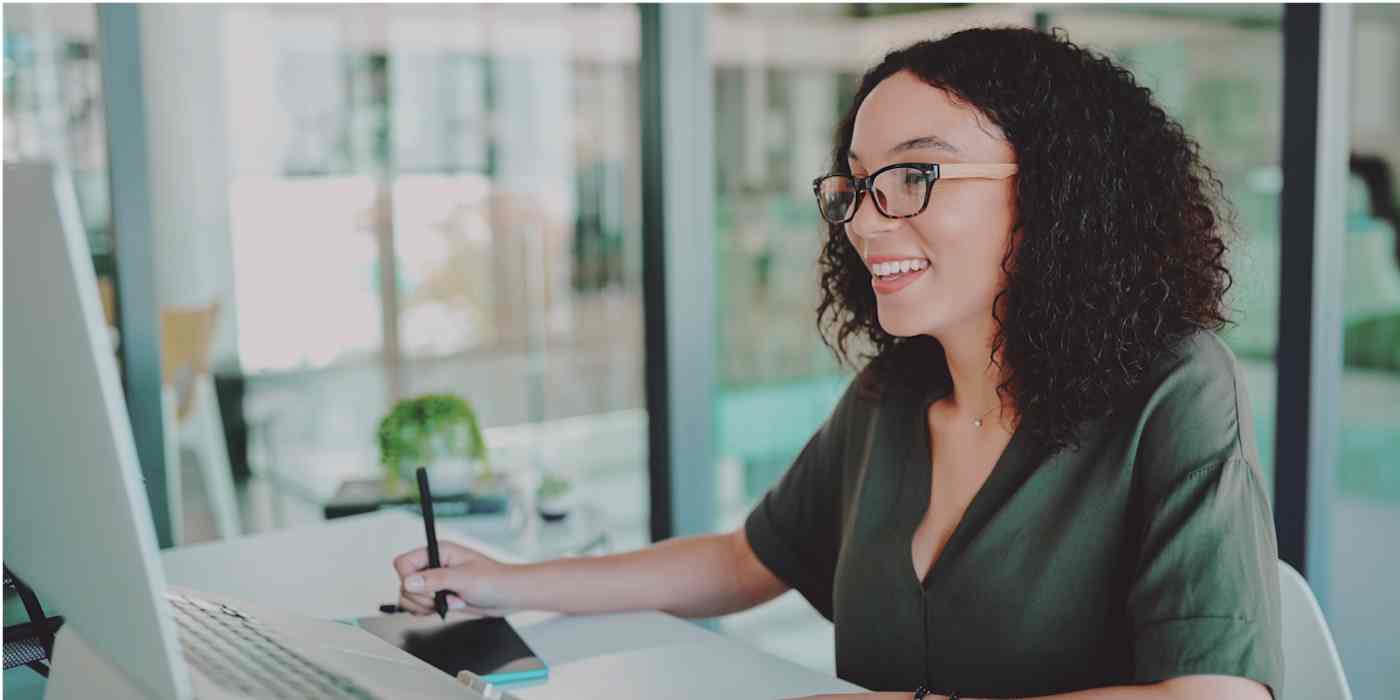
416, 466, 448, 621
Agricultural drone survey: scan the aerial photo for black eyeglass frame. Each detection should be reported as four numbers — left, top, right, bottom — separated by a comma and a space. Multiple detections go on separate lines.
811, 161, 1019, 225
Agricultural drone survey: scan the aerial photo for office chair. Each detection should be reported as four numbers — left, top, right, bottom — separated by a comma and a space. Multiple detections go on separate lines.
1279, 560, 1353, 700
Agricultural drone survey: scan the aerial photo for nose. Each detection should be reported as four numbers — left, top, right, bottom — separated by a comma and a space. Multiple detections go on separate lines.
845, 190, 898, 247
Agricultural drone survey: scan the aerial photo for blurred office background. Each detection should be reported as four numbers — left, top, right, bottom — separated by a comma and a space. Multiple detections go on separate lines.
4, 3, 1397, 697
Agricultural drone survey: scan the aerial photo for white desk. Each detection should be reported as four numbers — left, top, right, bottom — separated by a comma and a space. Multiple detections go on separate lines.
161, 511, 862, 699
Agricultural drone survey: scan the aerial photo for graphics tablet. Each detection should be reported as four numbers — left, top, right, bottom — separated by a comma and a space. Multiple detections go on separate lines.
357, 612, 548, 685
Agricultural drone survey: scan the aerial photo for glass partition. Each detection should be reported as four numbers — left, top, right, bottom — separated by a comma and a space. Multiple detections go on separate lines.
3, 4, 111, 268
1328, 6, 1400, 696
223, 5, 649, 550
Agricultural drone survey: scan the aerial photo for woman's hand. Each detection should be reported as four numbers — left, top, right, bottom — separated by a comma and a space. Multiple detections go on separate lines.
392, 541, 515, 617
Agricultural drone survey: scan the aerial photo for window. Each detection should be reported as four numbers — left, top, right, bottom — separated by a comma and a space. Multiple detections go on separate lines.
1329, 7, 1400, 696
224, 5, 650, 550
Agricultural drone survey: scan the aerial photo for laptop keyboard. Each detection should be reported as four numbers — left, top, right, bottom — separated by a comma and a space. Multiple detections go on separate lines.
166, 593, 380, 699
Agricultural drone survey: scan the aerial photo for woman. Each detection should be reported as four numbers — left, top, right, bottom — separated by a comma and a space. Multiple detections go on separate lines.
392, 28, 1283, 700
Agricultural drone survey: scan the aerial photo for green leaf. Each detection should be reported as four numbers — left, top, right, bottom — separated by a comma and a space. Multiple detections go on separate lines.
377, 393, 489, 481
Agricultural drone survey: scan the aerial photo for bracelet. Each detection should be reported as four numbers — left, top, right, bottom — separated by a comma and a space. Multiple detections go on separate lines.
913, 689, 959, 700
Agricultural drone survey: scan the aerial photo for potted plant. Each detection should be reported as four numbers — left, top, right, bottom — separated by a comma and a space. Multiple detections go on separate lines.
536, 473, 575, 522
376, 394, 508, 513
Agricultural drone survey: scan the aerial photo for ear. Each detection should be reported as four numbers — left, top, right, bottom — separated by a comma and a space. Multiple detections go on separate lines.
999, 225, 1022, 275
1006, 222, 1024, 248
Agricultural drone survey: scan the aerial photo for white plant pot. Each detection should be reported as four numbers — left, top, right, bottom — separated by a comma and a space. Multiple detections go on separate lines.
537, 491, 575, 522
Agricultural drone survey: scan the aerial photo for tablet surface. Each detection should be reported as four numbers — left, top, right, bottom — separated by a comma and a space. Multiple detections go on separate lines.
357, 613, 549, 685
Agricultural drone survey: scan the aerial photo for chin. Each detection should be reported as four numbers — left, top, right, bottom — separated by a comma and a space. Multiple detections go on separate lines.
876, 308, 937, 338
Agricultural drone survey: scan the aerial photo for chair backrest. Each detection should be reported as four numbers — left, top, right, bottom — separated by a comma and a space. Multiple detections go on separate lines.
160, 303, 220, 420
1279, 560, 1353, 700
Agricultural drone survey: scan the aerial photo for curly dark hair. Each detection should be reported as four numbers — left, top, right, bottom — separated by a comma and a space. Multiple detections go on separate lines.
816, 27, 1234, 457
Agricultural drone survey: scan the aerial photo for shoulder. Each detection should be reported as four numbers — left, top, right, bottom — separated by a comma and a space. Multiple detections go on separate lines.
1147, 330, 1243, 387
1126, 331, 1258, 497
1138, 330, 1248, 427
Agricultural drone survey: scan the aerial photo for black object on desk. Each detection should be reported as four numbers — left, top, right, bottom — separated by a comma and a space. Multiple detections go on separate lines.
416, 467, 449, 621
356, 613, 548, 685
322, 478, 504, 520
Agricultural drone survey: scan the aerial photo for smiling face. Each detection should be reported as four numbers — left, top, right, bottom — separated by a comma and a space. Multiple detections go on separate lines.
845, 70, 1019, 341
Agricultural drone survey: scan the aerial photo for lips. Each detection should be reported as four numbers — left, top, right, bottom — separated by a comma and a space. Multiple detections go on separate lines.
871, 264, 929, 295
865, 254, 932, 295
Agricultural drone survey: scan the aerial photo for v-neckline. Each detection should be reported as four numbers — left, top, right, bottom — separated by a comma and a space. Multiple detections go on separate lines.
901, 383, 1033, 593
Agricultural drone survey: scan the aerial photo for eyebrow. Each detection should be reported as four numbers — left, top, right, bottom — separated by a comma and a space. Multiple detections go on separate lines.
848, 134, 961, 162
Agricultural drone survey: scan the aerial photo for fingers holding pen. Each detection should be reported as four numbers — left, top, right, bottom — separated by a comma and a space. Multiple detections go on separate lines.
395, 591, 468, 616
391, 540, 517, 617
399, 568, 501, 616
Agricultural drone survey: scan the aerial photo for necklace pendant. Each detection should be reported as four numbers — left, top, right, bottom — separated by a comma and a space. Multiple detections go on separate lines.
973, 418, 983, 428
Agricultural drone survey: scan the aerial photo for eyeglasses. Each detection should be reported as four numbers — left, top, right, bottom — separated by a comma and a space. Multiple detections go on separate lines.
811, 162, 1019, 225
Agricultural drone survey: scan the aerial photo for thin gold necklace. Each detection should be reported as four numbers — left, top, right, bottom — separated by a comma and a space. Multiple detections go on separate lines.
972, 405, 996, 428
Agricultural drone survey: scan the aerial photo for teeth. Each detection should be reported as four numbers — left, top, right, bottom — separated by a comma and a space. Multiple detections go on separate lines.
872, 259, 930, 277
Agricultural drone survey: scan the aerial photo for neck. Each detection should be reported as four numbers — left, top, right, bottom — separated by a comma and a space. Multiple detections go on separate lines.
934, 318, 1012, 426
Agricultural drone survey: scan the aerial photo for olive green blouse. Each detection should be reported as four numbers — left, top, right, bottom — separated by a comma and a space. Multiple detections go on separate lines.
744, 332, 1284, 698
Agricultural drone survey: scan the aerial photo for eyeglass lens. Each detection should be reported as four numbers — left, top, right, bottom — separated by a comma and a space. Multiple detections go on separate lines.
816, 167, 930, 223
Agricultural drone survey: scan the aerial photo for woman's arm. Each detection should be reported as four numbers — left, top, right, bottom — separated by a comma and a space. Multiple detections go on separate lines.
790, 675, 1271, 700
508, 526, 790, 617
394, 527, 790, 618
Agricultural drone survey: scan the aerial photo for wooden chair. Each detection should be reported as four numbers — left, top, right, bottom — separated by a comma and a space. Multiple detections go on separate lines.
161, 303, 241, 542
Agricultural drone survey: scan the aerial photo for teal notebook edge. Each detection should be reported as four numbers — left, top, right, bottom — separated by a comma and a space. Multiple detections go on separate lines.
481, 667, 549, 685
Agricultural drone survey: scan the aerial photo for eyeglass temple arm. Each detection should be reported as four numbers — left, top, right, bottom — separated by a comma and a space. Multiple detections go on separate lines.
938, 163, 1018, 180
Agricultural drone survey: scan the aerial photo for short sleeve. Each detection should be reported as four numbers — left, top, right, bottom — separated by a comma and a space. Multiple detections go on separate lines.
744, 377, 866, 620
1127, 334, 1285, 696
1129, 458, 1284, 695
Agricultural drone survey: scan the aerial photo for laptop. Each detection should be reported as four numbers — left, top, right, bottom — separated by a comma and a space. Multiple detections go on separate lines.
2, 162, 500, 700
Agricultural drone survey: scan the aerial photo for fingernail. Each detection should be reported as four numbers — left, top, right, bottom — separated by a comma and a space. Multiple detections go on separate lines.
448, 598, 466, 610
405, 575, 424, 592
